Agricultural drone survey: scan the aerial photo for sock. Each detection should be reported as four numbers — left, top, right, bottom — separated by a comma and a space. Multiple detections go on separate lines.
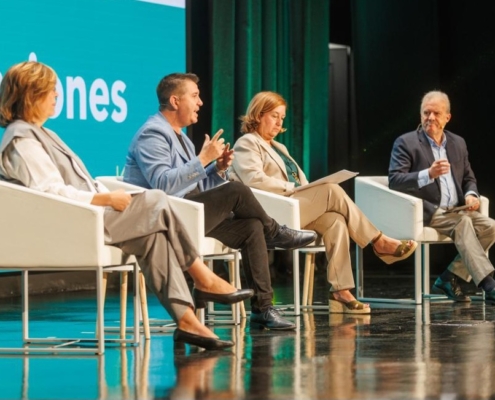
479, 275, 495, 293
439, 269, 456, 282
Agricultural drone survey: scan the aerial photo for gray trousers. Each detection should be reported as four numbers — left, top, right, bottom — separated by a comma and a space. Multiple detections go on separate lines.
429, 208, 495, 285
292, 183, 379, 292
103, 190, 198, 322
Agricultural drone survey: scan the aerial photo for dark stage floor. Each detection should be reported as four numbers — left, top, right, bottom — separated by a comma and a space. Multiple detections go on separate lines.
1, 274, 495, 400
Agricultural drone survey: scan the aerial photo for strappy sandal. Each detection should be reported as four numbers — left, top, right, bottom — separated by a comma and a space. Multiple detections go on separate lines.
329, 292, 371, 314
372, 231, 418, 265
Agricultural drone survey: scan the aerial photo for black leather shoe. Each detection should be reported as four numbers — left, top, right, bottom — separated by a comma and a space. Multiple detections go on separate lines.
265, 225, 317, 250
250, 307, 296, 330
193, 288, 254, 309
431, 276, 471, 302
173, 328, 234, 350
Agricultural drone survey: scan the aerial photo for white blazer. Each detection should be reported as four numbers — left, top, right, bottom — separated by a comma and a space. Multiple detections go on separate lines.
230, 132, 309, 195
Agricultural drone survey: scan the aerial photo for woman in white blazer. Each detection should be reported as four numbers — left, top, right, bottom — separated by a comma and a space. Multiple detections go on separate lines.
230, 91, 417, 314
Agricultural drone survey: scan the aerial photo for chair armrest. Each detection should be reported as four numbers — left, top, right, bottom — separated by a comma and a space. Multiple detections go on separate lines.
480, 196, 489, 217
95, 176, 207, 251
96, 176, 144, 192
355, 176, 424, 240
167, 196, 205, 252
250, 187, 301, 229
0, 180, 107, 268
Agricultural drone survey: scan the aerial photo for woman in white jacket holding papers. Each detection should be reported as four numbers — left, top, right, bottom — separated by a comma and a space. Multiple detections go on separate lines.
230, 91, 417, 314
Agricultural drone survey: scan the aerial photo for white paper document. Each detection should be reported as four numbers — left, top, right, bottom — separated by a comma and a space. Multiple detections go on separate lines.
292, 169, 359, 193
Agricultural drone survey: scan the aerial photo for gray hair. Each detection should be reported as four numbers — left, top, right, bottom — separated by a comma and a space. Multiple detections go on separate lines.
420, 90, 451, 113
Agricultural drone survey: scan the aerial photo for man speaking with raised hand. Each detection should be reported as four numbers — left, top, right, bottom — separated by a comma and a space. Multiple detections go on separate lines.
124, 72, 316, 330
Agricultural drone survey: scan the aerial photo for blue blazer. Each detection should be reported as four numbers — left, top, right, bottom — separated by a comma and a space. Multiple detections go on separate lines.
124, 112, 224, 198
388, 128, 478, 225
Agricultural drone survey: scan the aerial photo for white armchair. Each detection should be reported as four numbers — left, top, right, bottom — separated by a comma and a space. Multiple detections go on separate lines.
250, 188, 325, 314
354, 176, 489, 304
96, 176, 244, 325
0, 180, 140, 354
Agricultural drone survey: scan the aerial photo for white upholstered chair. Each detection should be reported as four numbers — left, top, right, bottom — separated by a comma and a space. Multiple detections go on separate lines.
96, 176, 245, 325
0, 180, 140, 355
354, 176, 489, 304
249, 188, 326, 314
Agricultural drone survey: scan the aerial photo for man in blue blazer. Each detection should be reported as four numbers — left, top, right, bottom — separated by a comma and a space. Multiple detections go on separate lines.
389, 90, 495, 302
124, 72, 316, 330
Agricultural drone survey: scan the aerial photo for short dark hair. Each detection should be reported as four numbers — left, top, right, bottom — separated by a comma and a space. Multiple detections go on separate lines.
156, 73, 199, 111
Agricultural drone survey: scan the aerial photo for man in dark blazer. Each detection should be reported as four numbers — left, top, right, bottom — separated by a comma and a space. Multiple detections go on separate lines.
389, 90, 495, 302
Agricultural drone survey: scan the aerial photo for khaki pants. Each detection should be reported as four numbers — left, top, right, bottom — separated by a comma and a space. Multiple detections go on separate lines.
429, 208, 495, 285
104, 190, 199, 322
292, 183, 379, 291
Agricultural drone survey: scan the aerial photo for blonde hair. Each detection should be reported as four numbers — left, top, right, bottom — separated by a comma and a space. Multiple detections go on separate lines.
0, 61, 57, 127
240, 91, 288, 134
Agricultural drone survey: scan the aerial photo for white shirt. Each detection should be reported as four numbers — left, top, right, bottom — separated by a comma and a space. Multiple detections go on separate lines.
3, 137, 109, 204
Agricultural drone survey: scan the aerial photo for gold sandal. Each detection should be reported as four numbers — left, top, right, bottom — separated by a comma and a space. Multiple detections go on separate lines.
372, 231, 418, 265
329, 293, 371, 314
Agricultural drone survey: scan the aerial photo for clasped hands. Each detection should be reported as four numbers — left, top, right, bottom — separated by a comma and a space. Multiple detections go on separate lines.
198, 129, 235, 171
464, 194, 480, 212
93, 189, 132, 212
429, 159, 480, 212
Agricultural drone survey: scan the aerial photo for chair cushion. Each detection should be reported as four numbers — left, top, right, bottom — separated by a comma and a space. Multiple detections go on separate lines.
420, 227, 452, 243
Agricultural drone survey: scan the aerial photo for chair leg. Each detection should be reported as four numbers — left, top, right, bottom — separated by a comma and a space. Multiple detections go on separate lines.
206, 260, 215, 316
196, 308, 205, 324
97, 272, 109, 337
228, 258, 245, 323
302, 254, 310, 307
308, 253, 316, 306
234, 254, 246, 319
293, 249, 301, 315
302, 253, 312, 307
120, 271, 128, 340
139, 272, 151, 340
355, 246, 364, 300
228, 260, 236, 321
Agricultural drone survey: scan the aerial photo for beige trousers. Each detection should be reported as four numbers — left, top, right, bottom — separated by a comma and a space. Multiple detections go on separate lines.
292, 183, 379, 291
104, 190, 198, 322
429, 208, 495, 285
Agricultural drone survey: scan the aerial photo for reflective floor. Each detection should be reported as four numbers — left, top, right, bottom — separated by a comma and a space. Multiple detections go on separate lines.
1, 276, 495, 399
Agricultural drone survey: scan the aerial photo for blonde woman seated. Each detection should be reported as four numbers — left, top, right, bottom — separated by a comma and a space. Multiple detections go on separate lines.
0, 61, 253, 350
230, 91, 418, 314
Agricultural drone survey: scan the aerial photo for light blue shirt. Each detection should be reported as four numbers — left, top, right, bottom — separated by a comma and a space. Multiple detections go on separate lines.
417, 131, 476, 208
417, 132, 458, 208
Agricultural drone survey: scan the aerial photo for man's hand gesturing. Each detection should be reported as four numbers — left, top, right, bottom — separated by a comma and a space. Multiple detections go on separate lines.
215, 143, 235, 172
198, 129, 225, 166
